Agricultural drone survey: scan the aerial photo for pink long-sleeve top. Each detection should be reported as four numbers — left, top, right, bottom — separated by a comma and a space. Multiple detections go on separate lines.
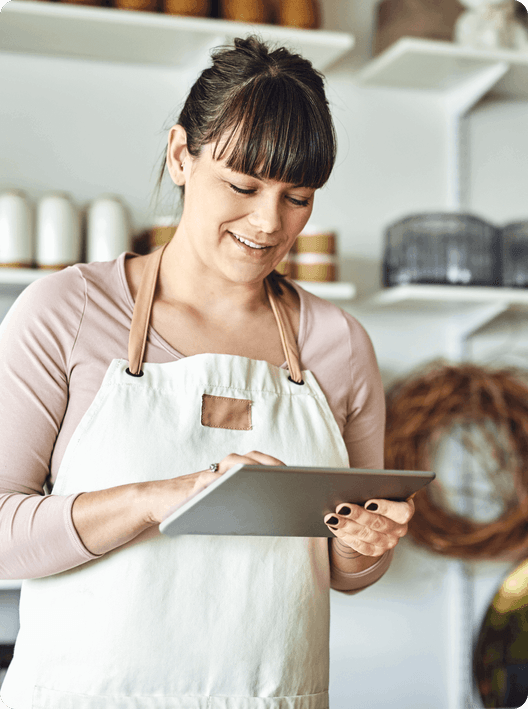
0, 252, 392, 592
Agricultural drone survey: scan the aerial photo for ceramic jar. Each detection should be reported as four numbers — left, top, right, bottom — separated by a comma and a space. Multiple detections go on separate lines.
36, 192, 81, 269
86, 195, 131, 263
0, 190, 33, 268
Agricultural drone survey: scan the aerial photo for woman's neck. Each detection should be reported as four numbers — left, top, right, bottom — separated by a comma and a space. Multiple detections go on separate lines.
157, 228, 272, 319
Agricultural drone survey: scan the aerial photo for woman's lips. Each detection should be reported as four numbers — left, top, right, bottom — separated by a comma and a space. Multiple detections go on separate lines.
229, 231, 274, 255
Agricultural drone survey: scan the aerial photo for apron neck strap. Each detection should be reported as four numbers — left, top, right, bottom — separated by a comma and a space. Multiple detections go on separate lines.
264, 280, 303, 385
127, 243, 168, 376
128, 245, 303, 384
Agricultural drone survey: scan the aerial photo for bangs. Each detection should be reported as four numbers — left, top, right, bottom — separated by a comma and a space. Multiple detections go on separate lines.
204, 75, 335, 189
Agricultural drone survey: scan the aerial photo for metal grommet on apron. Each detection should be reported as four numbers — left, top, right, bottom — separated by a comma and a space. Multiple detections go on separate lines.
2, 244, 350, 709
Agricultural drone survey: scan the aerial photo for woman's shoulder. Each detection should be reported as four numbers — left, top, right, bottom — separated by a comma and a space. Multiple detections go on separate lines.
1, 255, 129, 340
20, 254, 126, 304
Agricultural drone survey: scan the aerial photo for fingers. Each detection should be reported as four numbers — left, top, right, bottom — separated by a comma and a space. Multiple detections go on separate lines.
362, 498, 415, 525
219, 451, 286, 472
327, 519, 390, 558
326, 503, 407, 537
324, 507, 402, 551
244, 450, 286, 466
324, 498, 415, 557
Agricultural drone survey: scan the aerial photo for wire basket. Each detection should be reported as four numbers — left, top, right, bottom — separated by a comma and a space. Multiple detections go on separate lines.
382, 213, 501, 287
501, 221, 528, 288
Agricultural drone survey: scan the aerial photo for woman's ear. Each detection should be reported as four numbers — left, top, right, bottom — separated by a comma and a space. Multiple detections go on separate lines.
167, 125, 189, 186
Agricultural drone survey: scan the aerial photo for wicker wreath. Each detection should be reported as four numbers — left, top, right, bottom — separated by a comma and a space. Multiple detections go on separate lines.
384, 362, 528, 560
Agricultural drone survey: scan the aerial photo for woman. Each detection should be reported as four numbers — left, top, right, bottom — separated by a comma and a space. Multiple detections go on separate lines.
0, 36, 413, 708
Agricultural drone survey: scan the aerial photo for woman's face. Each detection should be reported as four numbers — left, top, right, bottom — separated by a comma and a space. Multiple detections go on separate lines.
177, 140, 316, 285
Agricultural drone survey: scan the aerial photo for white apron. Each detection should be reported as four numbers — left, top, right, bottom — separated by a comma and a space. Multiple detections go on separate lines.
2, 245, 350, 709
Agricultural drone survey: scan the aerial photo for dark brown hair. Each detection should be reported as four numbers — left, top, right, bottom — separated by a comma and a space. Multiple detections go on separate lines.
153, 36, 337, 294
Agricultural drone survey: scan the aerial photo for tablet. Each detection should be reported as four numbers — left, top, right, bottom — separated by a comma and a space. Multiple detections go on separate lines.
159, 464, 435, 538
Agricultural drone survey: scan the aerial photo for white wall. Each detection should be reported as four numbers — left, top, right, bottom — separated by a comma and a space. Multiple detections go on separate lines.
1, 1, 528, 707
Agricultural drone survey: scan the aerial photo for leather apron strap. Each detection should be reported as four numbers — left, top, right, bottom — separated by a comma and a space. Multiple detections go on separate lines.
127, 243, 168, 376
263, 279, 304, 385
128, 245, 304, 384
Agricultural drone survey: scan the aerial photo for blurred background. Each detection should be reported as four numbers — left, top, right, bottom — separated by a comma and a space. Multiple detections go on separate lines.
2, 0, 528, 706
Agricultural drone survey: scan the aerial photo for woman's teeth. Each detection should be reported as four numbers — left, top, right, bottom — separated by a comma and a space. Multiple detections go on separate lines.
231, 232, 268, 249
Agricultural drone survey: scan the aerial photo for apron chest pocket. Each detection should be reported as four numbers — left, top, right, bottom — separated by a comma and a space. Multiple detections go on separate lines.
201, 394, 252, 431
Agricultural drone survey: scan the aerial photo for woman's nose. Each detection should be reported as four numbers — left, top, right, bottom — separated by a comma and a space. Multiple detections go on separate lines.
248, 197, 281, 234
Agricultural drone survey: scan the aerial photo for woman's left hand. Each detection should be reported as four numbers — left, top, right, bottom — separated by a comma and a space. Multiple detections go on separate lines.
324, 497, 416, 557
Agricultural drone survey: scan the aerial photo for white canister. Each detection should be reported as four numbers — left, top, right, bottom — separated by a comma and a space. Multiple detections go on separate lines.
0, 189, 33, 267
36, 192, 81, 268
87, 195, 131, 263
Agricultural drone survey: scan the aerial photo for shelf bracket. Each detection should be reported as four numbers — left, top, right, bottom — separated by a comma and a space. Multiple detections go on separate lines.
443, 61, 510, 211
445, 301, 511, 361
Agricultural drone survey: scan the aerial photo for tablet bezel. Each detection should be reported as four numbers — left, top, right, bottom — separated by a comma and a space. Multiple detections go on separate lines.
159, 464, 435, 538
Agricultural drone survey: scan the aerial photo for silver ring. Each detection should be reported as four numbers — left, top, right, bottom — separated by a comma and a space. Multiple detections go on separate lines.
209, 463, 219, 472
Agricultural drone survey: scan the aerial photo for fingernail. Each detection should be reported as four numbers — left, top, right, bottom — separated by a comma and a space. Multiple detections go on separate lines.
366, 503, 378, 511
337, 505, 351, 515
326, 515, 339, 525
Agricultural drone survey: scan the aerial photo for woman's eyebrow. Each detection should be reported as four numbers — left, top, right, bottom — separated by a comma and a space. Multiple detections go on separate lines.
244, 171, 308, 189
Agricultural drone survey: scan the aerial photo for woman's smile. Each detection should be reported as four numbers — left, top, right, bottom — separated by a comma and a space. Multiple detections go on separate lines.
228, 230, 276, 257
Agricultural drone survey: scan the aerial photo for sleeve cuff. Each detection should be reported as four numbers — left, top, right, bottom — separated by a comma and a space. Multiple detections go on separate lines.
65, 493, 105, 560
330, 547, 394, 595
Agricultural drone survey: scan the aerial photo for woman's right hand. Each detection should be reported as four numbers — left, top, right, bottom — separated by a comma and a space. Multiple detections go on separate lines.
147, 451, 286, 525
72, 451, 286, 556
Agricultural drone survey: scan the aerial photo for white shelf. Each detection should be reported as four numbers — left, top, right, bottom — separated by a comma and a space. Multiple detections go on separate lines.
0, 267, 60, 286
294, 280, 356, 301
0, 580, 22, 591
0, 0, 354, 71
369, 284, 528, 308
354, 37, 528, 101
366, 284, 528, 361
0, 268, 356, 300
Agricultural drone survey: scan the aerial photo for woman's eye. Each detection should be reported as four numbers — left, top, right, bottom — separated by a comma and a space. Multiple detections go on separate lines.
229, 184, 255, 195
289, 197, 310, 207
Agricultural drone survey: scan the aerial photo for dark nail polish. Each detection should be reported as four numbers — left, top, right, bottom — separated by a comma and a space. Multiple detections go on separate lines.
366, 503, 378, 511
338, 506, 351, 515
326, 516, 339, 525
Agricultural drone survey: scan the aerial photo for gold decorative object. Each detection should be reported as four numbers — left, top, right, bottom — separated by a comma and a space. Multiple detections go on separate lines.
474, 557, 528, 707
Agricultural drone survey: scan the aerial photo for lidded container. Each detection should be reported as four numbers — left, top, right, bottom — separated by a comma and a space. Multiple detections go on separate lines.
36, 192, 81, 269
501, 220, 528, 287
294, 224, 338, 282
0, 189, 34, 267
163, 0, 209, 14
87, 194, 131, 263
114, 0, 158, 12
382, 212, 501, 287
148, 215, 178, 252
